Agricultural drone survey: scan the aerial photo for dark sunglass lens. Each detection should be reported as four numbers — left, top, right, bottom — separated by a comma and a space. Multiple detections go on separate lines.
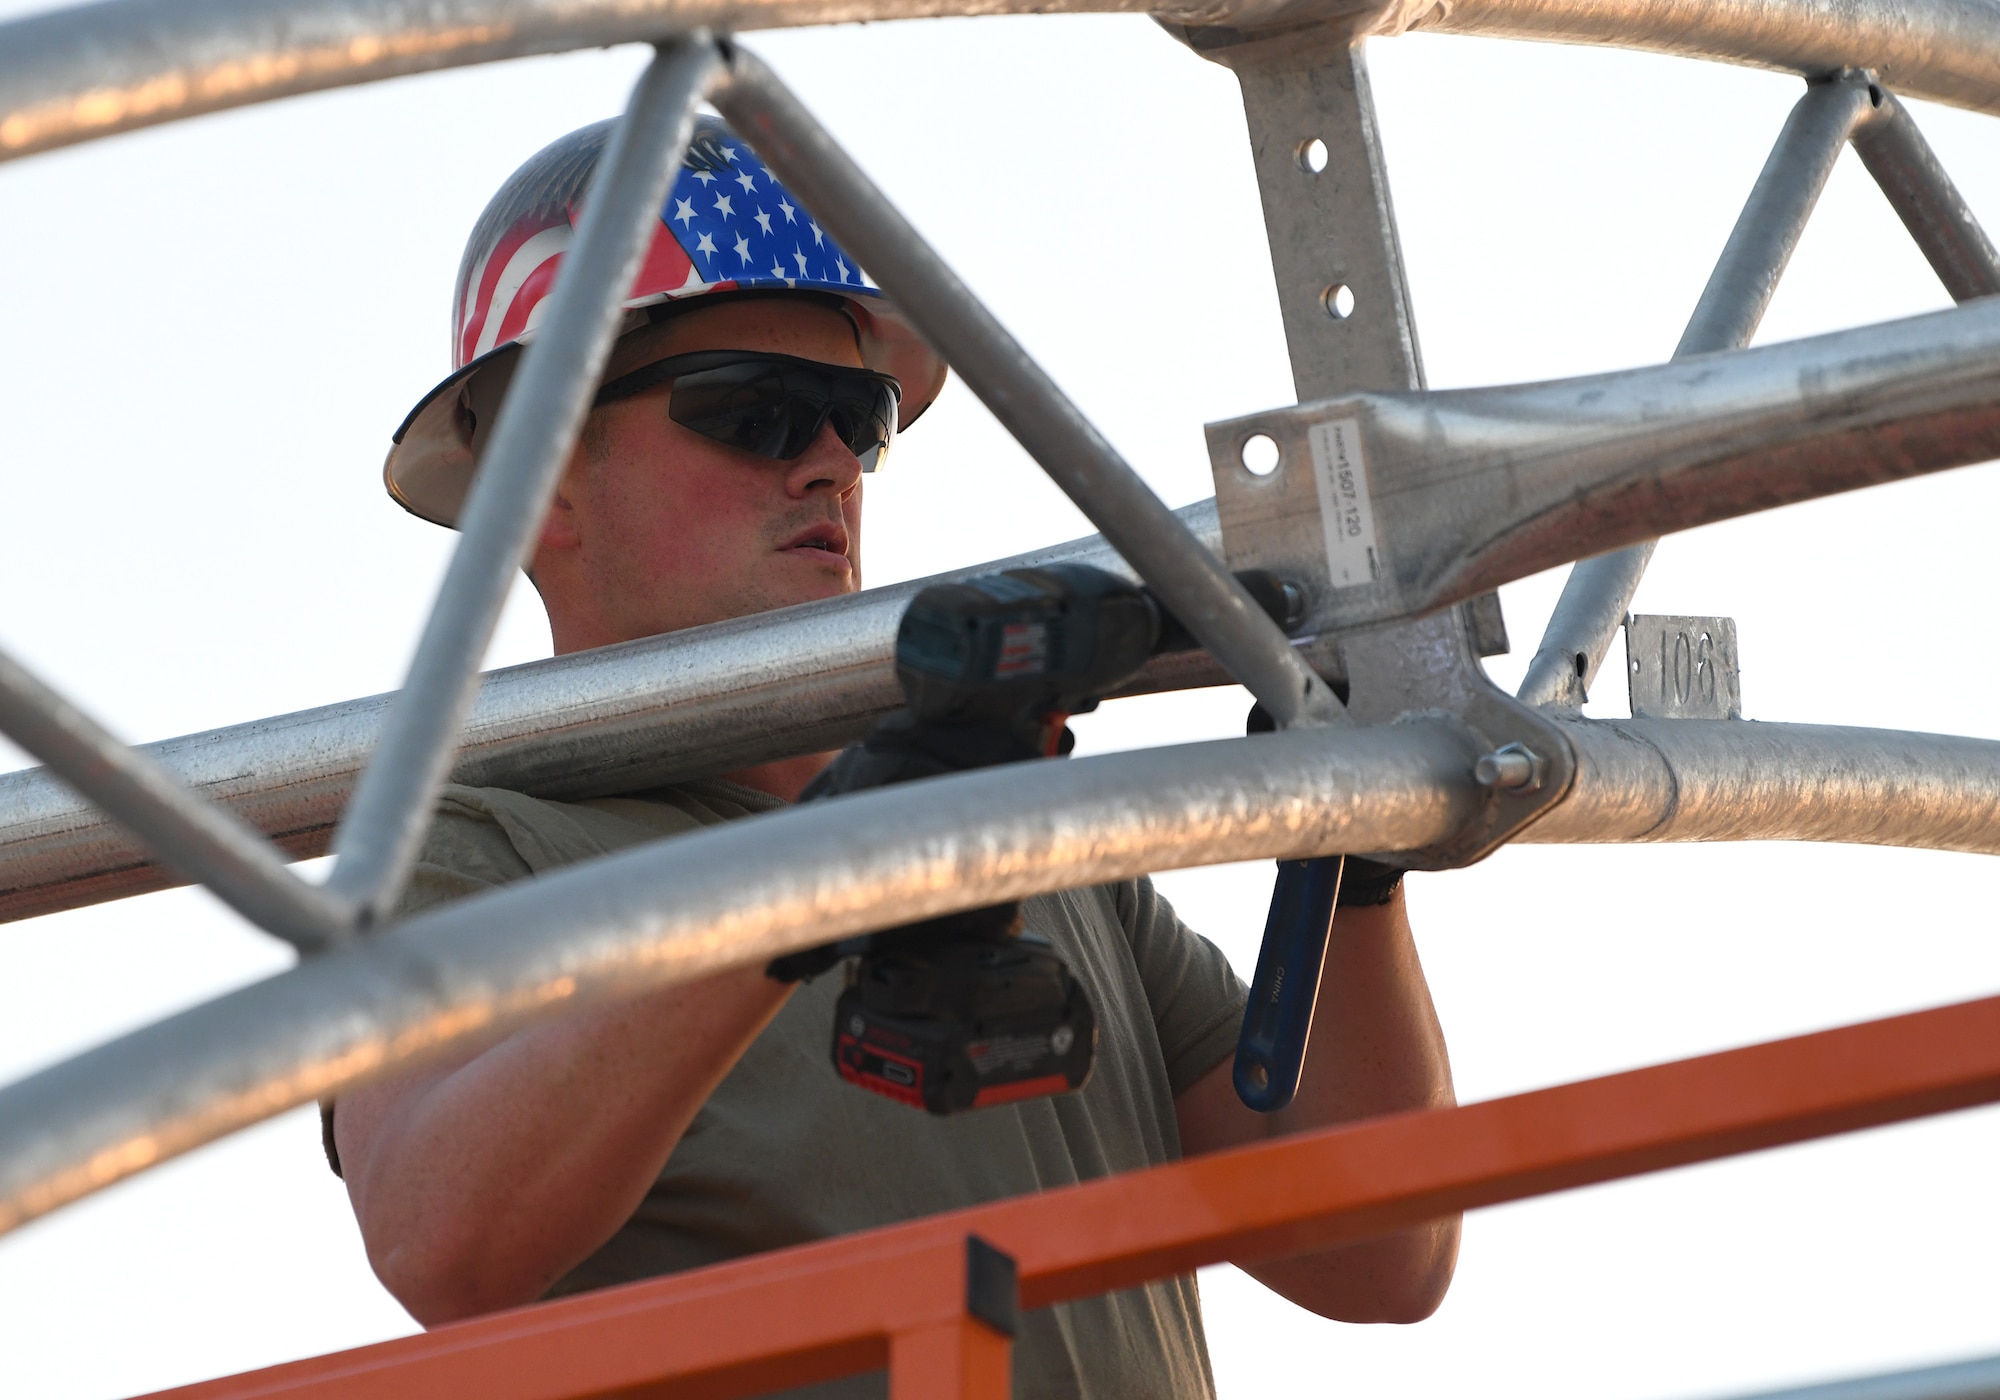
824, 403, 885, 460
668, 367, 796, 458
832, 383, 897, 453
664, 360, 900, 465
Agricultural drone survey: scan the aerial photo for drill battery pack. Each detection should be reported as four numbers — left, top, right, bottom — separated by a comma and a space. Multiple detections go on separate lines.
832, 933, 1097, 1116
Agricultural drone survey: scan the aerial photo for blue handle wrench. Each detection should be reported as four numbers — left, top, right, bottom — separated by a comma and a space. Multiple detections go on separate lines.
1232, 855, 1344, 1112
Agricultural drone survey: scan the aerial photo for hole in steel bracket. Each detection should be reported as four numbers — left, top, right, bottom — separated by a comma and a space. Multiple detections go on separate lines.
1297, 137, 1329, 173
1240, 433, 1281, 476
1323, 283, 1356, 319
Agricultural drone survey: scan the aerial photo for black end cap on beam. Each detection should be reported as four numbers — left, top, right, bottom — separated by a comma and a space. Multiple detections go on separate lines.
966, 1235, 1019, 1338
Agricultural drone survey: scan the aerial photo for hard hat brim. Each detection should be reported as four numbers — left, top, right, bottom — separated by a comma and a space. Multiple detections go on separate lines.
382, 293, 947, 530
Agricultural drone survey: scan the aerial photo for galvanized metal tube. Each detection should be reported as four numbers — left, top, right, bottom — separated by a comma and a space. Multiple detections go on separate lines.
1516, 72, 1875, 710
1420, 0, 2000, 118
1217, 300, 2000, 647
326, 39, 720, 923
12, 1, 2000, 168
0, 646, 349, 951
1674, 73, 1880, 357
0, 719, 1484, 1234
0, 503, 1255, 927
3, 714, 1998, 1230
1514, 545, 1656, 710
1532, 718, 2000, 852
1710, 1355, 2000, 1400
711, 48, 1345, 730
0, 0, 1142, 165
1852, 90, 2000, 303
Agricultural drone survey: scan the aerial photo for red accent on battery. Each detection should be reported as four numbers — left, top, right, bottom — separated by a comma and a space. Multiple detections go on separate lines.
971, 1072, 1075, 1108
836, 1034, 928, 1110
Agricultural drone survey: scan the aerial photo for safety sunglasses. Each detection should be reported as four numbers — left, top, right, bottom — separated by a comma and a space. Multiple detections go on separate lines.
592, 351, 902, 472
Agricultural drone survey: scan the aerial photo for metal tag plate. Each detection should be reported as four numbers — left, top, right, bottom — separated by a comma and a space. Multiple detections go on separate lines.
1626, 615, 1742, 719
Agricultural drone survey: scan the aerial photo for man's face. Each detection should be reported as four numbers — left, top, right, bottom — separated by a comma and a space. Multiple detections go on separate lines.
532, 298, 869, 652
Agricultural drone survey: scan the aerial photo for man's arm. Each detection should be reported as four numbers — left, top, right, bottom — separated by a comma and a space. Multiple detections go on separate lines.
333, 965, 791, 1326
1173, 885, 1461, 1323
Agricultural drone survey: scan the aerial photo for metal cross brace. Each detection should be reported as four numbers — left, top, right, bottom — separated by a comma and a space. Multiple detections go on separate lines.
1520, 69, 2000, 714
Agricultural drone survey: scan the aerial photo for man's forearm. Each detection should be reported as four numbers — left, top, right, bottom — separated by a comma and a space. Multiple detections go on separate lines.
1176, 886, 1461, 1322
335, 964, 791, 1325
1269, 888, 1456, 1130
1246, 887, 1460, 1318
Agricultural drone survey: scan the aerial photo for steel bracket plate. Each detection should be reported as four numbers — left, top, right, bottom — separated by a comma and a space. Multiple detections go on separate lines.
1333, 613, 1575, 868
1187, 30, 1574, 868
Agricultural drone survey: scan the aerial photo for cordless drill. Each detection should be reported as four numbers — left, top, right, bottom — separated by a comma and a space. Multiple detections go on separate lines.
771, 562, 1303, 1116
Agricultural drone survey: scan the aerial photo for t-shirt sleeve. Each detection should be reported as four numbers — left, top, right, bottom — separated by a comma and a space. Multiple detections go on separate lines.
394, 797, 540, 916
1114, 876, 1249, 1098
320, 794, 538, 1177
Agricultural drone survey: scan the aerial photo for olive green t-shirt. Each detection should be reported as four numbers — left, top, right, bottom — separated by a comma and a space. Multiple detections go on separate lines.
377, 777, 1250, 1399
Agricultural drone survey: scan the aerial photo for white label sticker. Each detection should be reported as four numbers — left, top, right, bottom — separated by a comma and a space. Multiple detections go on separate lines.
1307, 417, 1383, 589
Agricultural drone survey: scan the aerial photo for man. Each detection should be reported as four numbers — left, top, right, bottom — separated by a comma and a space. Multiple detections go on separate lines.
330, 115, 1459, 1397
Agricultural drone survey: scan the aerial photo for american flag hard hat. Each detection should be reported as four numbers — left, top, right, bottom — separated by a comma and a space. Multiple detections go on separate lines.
383, 114, 949, 528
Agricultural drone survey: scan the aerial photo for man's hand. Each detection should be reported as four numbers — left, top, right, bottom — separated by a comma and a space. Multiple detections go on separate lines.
1173, 885, 1460, 1323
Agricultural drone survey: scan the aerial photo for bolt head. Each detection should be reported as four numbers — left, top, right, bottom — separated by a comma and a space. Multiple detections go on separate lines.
1475, 743, 1545, 792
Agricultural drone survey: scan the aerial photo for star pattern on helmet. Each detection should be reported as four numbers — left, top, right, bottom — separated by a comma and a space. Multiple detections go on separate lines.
658, 126, 872, 300
459, 115, 911, 388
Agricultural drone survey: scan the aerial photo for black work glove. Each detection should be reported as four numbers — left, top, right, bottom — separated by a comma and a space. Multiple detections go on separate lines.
1246, 701, 1404, 907
1331, 855, 1405, 907
769, 711, 1068, 983
798, 710, 1067, 802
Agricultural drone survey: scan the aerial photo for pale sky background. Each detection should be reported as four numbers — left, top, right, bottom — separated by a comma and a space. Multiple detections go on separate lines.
2, 8, 1999, 1400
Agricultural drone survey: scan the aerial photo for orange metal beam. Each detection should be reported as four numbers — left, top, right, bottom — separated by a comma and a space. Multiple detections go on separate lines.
889, 1317, 1013, 1400
149, 991, 2000, 1400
